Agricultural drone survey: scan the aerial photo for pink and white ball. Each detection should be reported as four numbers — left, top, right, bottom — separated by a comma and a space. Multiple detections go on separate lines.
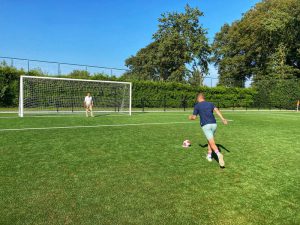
182, 140, 191, 148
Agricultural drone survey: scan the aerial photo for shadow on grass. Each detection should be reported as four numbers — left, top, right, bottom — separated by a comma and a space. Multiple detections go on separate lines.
199, 143, 230, 153
199, 143, 230, 167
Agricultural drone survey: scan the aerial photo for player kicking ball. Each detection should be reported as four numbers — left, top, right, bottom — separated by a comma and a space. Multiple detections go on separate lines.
84, 92, 94, 117
189, 93, 228, 168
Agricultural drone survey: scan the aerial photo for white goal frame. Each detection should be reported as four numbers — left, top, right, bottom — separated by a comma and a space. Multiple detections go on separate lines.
18, 75, 132, 117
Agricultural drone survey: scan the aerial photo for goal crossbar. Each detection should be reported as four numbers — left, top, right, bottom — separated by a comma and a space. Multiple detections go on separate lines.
20, 75, 132, 85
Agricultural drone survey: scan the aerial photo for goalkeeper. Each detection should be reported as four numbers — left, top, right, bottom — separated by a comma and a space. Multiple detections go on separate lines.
189, 93, 228, 168
84, 92, 94, 117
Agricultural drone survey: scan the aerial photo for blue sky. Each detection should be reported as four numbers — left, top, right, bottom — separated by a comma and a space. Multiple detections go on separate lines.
0, 0, 260, 79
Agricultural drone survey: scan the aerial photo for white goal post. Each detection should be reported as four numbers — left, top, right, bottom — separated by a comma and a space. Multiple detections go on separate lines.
18, 75, 132, 117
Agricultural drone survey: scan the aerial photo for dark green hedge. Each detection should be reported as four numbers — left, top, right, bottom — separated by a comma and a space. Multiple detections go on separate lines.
253, 79, 300, 110
132, 81, 256, 108
3, 64, 298, 110
0, 66, 23, 107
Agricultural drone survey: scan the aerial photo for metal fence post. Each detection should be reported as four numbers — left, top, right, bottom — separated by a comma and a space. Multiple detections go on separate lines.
58, 63, 61, 75
27, 60, 30, 73
71, 97, 74, 113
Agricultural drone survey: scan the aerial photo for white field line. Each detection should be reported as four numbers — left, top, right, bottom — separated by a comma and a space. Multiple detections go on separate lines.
0, 121, 194, 132
0, 114, 129, 119
0, 109, 296, 114
0, 111, 297, 119
0, 111, 17, 113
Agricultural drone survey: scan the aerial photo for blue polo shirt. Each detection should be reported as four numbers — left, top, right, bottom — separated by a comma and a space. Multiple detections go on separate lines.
193, 101, 216, 127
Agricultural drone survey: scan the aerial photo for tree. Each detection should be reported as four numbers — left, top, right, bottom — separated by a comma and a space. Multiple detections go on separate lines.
67, 70, 90, 79
212, 0, 300, 87
125, 5, 210, 82
188, 69, 205, 86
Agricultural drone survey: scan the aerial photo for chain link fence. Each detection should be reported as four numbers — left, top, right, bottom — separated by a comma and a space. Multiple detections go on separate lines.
1, 56, 299, 113
0, 56, 128, 77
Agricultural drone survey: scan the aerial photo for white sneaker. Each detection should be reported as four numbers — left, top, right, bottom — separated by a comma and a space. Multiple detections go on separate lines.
206, 156, 212, 162
217, 153, 225, 167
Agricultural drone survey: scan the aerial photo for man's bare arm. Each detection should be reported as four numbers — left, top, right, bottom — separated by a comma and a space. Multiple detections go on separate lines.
188, 115, 197, 120
214, 108, 228, 125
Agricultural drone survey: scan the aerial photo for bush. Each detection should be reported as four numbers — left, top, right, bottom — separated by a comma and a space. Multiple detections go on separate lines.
132, 81, 256, 108
253, 79, 300, 109
0, 64, 23, 107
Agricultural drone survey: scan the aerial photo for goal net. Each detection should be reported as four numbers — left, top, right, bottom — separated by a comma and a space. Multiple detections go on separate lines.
18, 76, 132, 117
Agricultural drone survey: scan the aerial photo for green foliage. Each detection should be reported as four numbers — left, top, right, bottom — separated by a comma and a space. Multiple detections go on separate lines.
253, 79, 300, 109
0, 63, 23, 107
132, 81, 256, 108
67, 70, 90, 79
212, 0, 300, 86
92, 73, 120, 81
125, 5, 210, 82
27, 68, 46, 77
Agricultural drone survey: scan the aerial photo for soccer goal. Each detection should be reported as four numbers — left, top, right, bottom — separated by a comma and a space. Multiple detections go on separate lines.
18, 75, 132, 117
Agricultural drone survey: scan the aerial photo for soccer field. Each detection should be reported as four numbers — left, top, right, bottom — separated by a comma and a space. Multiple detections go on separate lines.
0, 111, 299, 225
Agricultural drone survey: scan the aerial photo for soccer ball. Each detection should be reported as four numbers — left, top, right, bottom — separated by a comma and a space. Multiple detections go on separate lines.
182, 140, 191, 148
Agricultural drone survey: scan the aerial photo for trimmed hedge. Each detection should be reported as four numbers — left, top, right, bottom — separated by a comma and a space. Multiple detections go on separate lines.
132, 81, 256, 108
0, 66, 23, 107
4, 65, 293, 110
0, 65, 257, 108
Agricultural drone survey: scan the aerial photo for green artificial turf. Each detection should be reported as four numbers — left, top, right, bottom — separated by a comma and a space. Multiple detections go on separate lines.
0, 112, 299, 225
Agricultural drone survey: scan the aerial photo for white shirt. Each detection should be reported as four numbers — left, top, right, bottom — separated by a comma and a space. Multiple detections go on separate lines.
84, 96, 93, 105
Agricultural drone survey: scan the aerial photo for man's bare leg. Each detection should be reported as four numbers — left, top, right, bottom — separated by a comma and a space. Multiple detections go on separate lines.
86, 108, 89, 117
208, 138, 225, 167
206, 142, 213, 162
90, 106, 94, 117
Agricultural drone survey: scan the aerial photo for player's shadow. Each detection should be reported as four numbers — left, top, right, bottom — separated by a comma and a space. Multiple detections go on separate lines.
199, 143, 230, 153
199, 143, 230, 165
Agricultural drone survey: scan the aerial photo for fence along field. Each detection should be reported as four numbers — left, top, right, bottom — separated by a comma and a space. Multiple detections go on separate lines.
0, 58, 299, 114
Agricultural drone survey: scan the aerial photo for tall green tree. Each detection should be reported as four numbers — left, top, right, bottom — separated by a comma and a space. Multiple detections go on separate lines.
212, 0, 300, 87
125, 5, 210, 82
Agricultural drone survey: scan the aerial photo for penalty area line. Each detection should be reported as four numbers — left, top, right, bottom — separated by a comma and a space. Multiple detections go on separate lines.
0, 121, 194, 132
